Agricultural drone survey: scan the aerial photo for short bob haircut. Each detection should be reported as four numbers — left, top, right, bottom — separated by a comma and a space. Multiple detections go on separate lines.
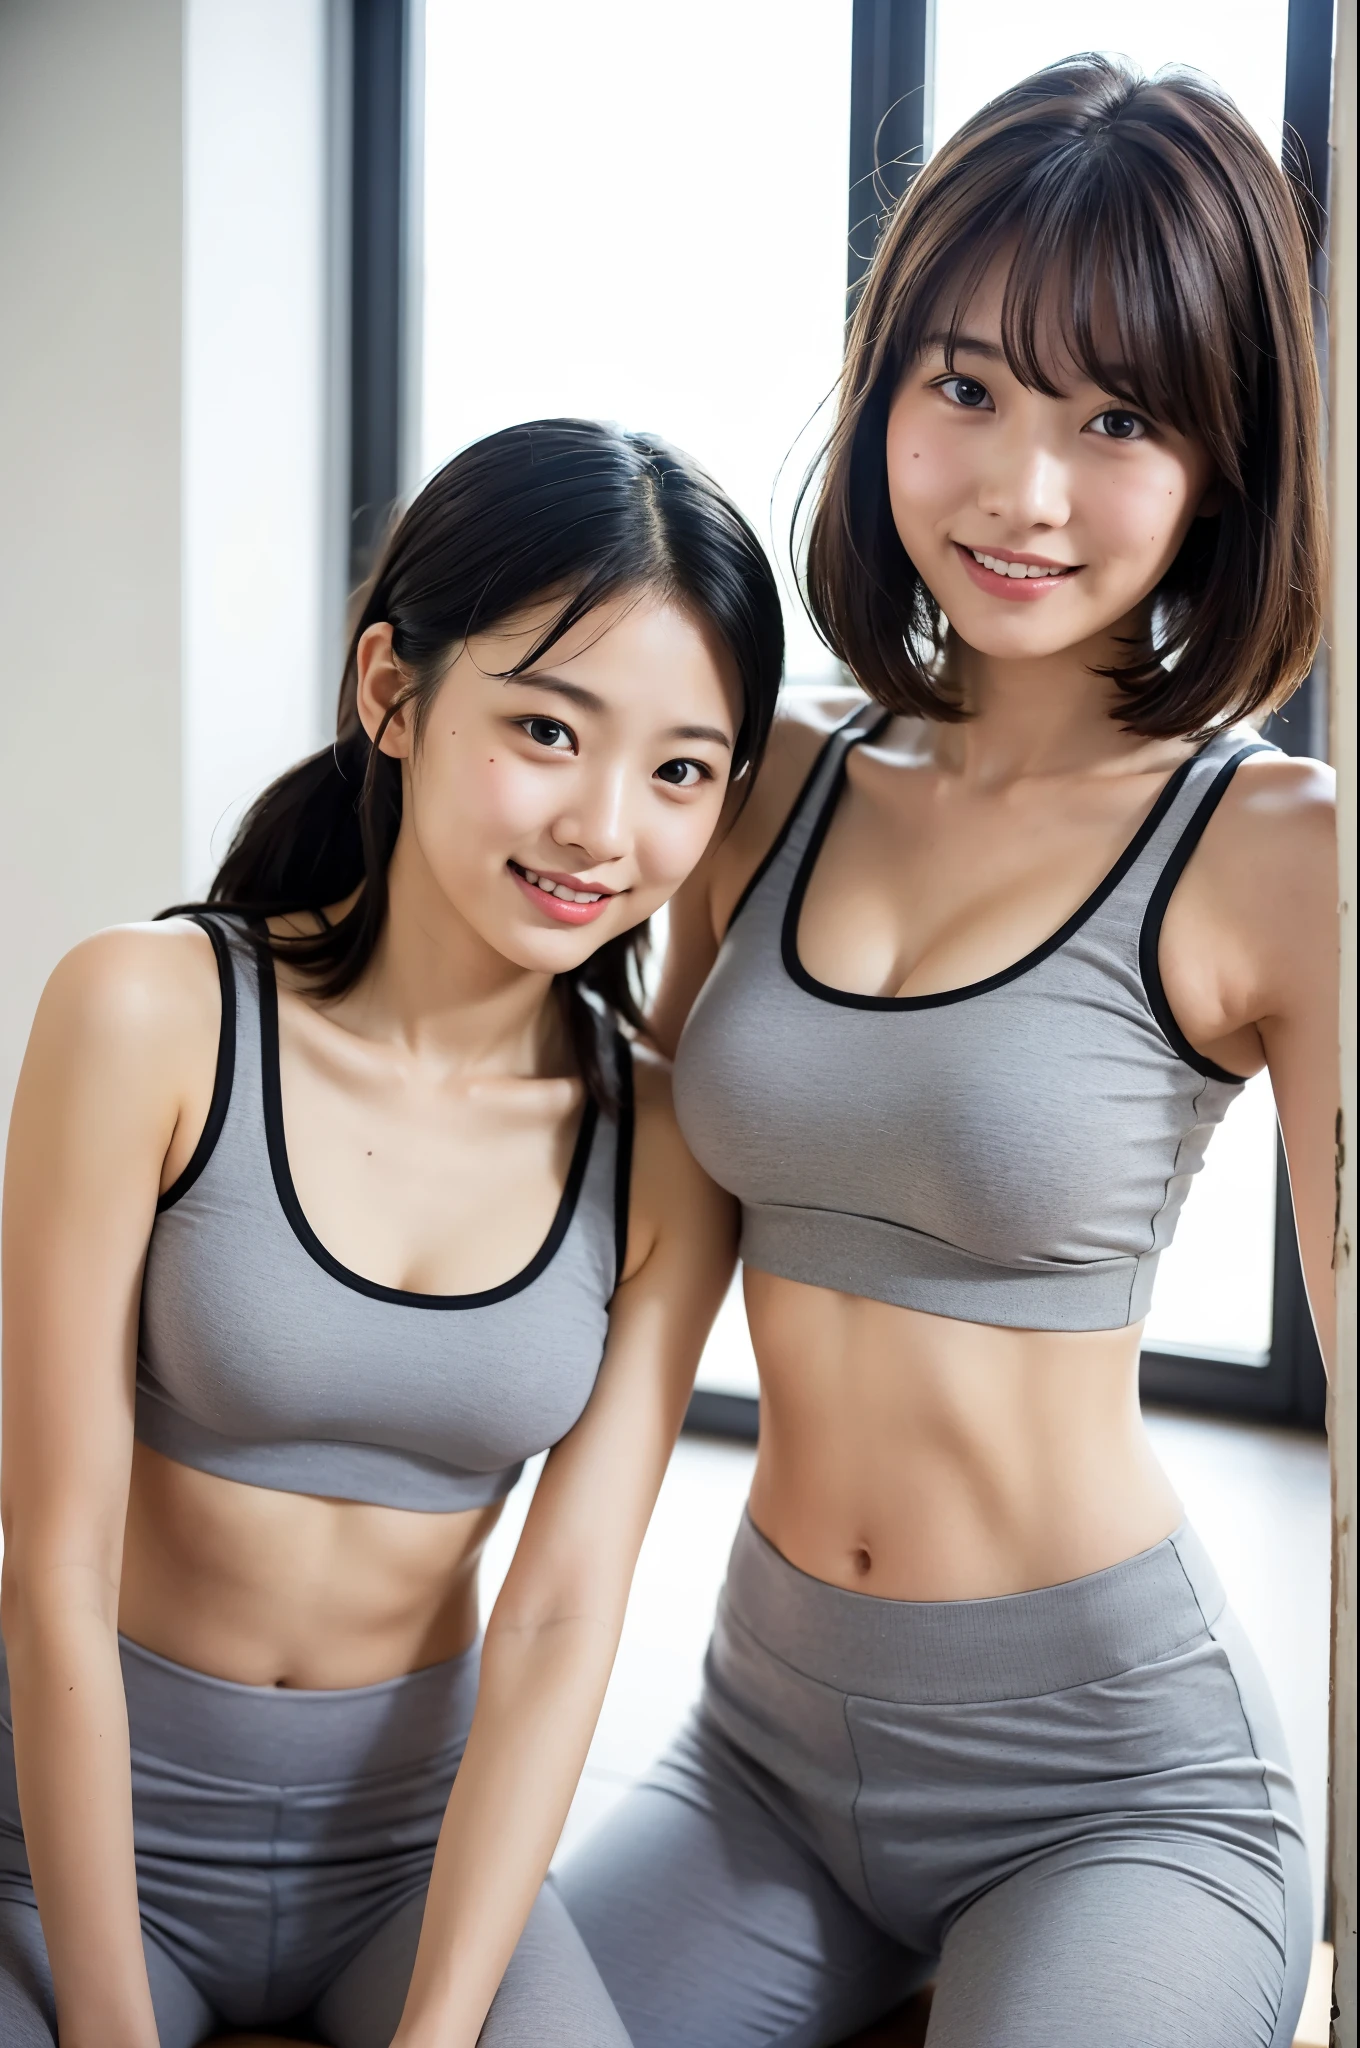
804, 56, 1327, 739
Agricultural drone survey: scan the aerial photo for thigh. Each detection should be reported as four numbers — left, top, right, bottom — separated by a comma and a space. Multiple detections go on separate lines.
557, 1718, 924, 2048
480, 1883, 631, 2048
309, 1892, 421, 2048
310, 1883, 630, 2048
928, 1843, 1299, 2048
0, 1897, 215, 2048
0, 1902, 53, 2048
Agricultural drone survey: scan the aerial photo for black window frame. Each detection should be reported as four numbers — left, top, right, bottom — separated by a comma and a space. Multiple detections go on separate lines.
346, 0, 420, 590
346, 0, 1333, 1437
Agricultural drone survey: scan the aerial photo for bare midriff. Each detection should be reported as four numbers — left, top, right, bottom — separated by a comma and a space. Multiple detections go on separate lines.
118, 1442, 499, 1690
742, 1267, 1183, 1602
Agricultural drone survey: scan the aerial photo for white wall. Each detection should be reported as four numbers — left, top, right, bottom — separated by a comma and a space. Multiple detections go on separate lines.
0, 0, 185, 1130
182, 0, 336, 895
0, 0, 339, 1144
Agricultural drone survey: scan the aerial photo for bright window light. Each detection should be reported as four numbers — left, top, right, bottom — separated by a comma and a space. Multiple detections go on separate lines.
421, 0, 853, 683
931, 0, 1291, 161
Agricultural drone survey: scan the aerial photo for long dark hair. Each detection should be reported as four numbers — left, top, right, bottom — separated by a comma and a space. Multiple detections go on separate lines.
804, 57, 1326, 738
179, 419, 784, 1104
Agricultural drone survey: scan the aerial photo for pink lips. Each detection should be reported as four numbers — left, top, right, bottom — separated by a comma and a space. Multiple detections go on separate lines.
954, 542, 1078, 603
508, 863, 615, 927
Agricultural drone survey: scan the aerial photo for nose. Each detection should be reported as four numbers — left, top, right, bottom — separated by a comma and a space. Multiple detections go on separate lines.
550, 757, 631, 868
976, 421, 1070, 533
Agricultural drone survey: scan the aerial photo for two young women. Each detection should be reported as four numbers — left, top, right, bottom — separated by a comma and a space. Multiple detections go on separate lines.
1, 52, 1336, 2048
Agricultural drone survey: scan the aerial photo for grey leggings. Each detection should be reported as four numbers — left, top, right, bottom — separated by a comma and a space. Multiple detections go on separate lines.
0, 1634, 628, 2046
560, 1514, 1311, 2048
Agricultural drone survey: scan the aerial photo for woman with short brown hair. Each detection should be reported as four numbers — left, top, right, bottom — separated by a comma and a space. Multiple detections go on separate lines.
561, 59, 1336, 2048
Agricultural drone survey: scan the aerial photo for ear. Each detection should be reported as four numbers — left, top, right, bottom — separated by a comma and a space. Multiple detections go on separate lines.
355, 622, 416, 758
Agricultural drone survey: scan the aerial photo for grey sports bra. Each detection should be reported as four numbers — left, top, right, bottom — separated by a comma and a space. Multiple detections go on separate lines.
136, 915, 632, 1510
674, 704, 1273, 1333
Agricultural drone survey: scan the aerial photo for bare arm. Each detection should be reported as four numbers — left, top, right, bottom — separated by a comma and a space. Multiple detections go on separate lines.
1, 927, 214, 2048
391, 1055, 737, 2048
1251, 768, 1341, 1368
1163, 754, 1340, 1368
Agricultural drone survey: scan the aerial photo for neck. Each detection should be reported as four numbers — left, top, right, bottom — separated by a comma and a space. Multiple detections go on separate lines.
937, 609, 1171, 785
336, 828, 562, 1075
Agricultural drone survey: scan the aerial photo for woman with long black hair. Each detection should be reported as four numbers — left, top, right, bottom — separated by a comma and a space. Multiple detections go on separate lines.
1, 418, 783, 2046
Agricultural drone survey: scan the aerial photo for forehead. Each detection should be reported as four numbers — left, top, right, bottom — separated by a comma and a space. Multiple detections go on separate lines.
919, 245, 1126, 395
470, 591, 741, 724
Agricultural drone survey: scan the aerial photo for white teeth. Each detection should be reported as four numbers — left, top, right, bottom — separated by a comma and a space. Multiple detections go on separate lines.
517, 866, 603, 904
970, 549, 1068, 580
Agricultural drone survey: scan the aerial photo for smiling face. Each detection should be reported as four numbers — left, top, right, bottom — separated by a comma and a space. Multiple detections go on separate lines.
356, 589, 741, 979
885, 259, 1218, 673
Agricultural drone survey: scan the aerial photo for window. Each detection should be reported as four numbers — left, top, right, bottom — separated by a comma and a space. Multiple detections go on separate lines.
420, 0, 853, 684
931, 1, 1291, 163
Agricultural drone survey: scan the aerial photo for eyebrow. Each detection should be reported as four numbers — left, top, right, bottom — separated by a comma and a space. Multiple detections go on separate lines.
922, 331, 1005, 361
505, 673, 732, 749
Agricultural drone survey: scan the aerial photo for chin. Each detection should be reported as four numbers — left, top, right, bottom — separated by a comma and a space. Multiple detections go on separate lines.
500, 918, 624, 975
948, 614, 1079, 660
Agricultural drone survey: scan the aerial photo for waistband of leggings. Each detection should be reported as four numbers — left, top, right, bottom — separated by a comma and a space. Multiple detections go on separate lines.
114, 1633, 482, 1783
722, 1512, 1227, 1703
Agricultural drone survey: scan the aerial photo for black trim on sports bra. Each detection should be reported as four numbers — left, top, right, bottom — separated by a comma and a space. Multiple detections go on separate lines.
782, 731, 1209, 1014
612, 1029, 635, 1293
722, 704, 887, 940
256, 944, 601, 1311
156, 913, 238, 1214
1138, 743, 1269, 1086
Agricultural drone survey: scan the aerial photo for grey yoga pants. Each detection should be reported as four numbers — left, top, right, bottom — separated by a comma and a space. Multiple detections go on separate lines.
559, 1514, 1311, 2048
0, 1634, 628, 2046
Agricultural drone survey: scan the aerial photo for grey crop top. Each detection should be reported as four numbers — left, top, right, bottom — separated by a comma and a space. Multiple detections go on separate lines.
136, 915, 632, 1510
673, 704, 1272, 1333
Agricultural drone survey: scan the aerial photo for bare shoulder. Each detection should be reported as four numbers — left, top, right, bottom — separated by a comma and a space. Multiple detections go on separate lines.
30, 918, 221, 1082
43, 917, 218, 1032
1223, 749, 1335, 830
1199, 750, 1337, 904
6, 919, 225, 1215
1166, 750, 1338, 1040
711, 684, 869, 923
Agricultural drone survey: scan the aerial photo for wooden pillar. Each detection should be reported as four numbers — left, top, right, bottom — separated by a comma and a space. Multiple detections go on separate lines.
1329, 5, 1357, 2043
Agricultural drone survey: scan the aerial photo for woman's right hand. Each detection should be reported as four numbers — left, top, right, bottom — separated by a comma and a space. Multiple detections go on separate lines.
1, 920, 220, 2047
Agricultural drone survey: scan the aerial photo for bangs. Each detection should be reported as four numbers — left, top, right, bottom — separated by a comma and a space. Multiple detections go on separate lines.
897, 118, 1245, 474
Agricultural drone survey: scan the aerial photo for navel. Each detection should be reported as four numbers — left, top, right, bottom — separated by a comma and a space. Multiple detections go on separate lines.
852, 1544, 873, 1579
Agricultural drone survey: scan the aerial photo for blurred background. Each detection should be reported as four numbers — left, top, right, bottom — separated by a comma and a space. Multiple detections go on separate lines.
0, 0, 1341, 1942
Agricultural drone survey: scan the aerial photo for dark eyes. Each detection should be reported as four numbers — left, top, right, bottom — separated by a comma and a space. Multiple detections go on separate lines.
520, 716, 575, 751
515, 718, 711, 790
1088, 409, 1149, 441
936, 376, 1152, 444
939, 375, 991, 409
654, 759, 709, 788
